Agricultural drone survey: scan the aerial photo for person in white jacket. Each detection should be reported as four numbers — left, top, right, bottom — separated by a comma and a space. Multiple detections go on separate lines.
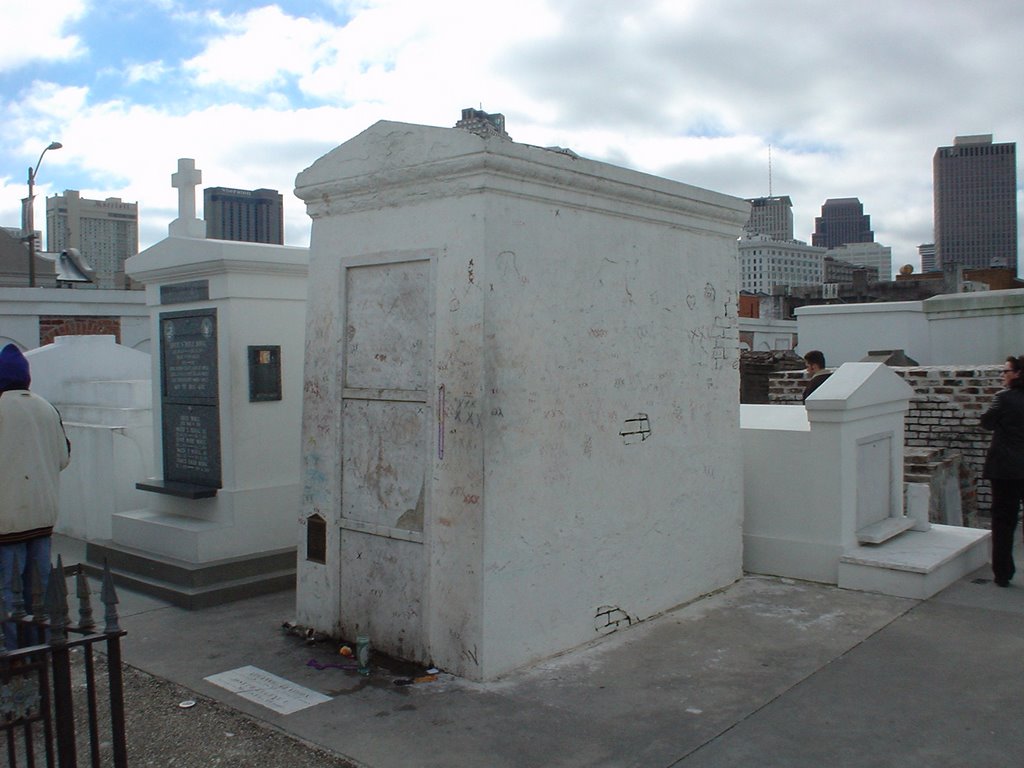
0, 343, 70, 647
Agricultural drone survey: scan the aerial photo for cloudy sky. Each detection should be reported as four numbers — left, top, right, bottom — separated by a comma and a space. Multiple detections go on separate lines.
2, 0, 1021, 276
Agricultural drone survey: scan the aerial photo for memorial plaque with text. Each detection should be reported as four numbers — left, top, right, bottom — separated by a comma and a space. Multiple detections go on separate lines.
159, 309, 221, 488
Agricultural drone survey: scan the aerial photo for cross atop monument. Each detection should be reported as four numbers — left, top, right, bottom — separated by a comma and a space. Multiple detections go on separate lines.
169, 158, 207, 238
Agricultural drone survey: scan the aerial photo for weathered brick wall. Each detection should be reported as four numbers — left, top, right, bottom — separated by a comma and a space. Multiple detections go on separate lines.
39, 315, 121, 346
770, 365, 1002, 516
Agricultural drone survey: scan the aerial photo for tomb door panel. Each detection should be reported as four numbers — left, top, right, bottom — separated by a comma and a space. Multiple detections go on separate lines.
339, 257, 432, 659
856, 434, 893, 530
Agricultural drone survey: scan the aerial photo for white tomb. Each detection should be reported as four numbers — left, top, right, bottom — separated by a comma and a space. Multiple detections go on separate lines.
87, 160, 310, 607
26, 334, 153, 541
741, 363, 989, 598
293, 120, 750, 680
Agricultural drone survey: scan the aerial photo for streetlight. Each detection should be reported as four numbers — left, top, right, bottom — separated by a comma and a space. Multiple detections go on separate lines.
23, 141, 63, 287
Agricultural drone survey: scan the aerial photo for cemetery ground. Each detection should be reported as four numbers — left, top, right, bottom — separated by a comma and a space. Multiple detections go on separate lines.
54, 534, 1024, 767
73, 653, 357, 767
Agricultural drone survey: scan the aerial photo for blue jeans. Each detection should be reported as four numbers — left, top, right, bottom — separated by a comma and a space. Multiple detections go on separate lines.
0, 536, 52, 649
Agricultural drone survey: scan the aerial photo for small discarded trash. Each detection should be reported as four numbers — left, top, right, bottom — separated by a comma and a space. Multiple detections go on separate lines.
426, 667, 439, 675
307, 658, 357, 671
356, 636, 371, 676
305, 627, 316, 644
685, 707, 703, 715
394, 674, 437, 686
178, 700, 196, 709
339, 645, 353, 657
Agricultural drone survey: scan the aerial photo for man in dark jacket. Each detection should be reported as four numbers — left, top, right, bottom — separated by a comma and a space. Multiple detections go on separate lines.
801, 350, 832, 402
980, 355, 1024, 587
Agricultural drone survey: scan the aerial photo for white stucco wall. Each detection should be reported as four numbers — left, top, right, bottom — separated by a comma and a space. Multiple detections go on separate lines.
796, 288, 1024, 365
295, 120, 749, 680
0, 287, 149, 351
739, 316, 797, 351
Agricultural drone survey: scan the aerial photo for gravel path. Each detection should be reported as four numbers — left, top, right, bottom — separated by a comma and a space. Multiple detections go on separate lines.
59, 650, 360, 767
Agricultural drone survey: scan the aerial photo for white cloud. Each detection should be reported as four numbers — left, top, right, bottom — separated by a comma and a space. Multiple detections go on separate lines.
183, 6, 337, 94
1, 0, 1022, 274
0, 0, 87, 72
125, 61, 170, 84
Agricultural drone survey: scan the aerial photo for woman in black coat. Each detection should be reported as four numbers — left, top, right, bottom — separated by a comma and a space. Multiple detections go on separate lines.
981, 355, 1024, 587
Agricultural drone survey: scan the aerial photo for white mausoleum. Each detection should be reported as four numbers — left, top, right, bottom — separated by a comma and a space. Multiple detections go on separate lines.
294, 120, 750, 680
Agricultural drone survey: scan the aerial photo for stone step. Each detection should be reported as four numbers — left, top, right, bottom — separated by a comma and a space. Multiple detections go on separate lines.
85, 539, 295, 610
838, 524, 990, 599
856, 515, 917, 544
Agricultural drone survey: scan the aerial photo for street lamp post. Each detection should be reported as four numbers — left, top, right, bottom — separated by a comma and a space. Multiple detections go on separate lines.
23, 141, 63, 287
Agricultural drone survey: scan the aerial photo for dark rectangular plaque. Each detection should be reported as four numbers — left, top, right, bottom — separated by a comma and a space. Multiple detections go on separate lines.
161, 280, 210, 305
158, 308, 221, 489
161, 311, 218, 402
248, 345, 282, 402
161, 403, 222, 488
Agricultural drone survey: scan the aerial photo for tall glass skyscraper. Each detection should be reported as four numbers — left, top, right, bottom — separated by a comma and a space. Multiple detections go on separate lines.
933, 135, 1017, 272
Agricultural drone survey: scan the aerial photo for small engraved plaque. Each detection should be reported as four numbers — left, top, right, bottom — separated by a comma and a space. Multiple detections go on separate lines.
204, 666, 331, 715
160, 280, 209, 305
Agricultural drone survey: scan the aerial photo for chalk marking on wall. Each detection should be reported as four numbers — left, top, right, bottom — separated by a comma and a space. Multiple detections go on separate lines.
594, 605, 635, 635
620, 414, 652, 445
437, 385, 445, 459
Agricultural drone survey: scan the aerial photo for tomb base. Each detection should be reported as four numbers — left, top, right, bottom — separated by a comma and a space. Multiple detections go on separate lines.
837, 524, 990, 599
85, 539, 295, 610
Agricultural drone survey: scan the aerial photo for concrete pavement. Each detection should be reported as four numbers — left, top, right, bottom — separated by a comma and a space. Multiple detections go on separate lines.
56, 535, 1024, 767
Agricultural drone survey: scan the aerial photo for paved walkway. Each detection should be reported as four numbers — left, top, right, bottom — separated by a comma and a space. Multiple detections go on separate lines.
56, 535, 1024, 767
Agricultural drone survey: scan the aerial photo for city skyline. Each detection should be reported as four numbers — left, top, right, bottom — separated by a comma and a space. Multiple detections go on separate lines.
2, 1, 1022, 277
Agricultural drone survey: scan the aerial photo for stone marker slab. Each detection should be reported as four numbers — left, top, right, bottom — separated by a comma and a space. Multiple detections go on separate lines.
204, 666, 331, 715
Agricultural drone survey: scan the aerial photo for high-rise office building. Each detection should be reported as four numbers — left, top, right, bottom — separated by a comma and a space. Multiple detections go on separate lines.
933, 134, 1017, 271
45, 190, 139, 289
738, 236, 825, 293
825, 242, 893, 281
811, 198, 874, 249
743, 196, 794, 241
918, 243, 937, 273
204, 187, 284, 244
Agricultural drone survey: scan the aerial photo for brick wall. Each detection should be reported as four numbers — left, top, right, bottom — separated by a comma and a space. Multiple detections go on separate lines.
770, 365, 1002, 517
39, 315, 121, 346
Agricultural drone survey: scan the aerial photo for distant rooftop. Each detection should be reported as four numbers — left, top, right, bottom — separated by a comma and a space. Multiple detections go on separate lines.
455, 108, 511, 140
954, 134, 994, 146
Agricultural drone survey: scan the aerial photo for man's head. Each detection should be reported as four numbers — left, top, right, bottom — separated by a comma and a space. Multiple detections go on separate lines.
804, 349, 826, 376
1002, 355, 1024, 390
0, 344, 30, 392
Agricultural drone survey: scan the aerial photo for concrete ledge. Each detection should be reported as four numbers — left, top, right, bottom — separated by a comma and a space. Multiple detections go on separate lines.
135, 480, 218, 499
85, 540, 296, 610
838, 525, 990, 599
856, 515, 916, 544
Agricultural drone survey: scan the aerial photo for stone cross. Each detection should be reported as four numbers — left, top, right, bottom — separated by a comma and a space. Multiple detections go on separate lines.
169, 158, 207, 238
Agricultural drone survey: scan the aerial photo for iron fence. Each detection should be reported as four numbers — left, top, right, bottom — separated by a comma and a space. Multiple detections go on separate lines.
1, 557, 127, 767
